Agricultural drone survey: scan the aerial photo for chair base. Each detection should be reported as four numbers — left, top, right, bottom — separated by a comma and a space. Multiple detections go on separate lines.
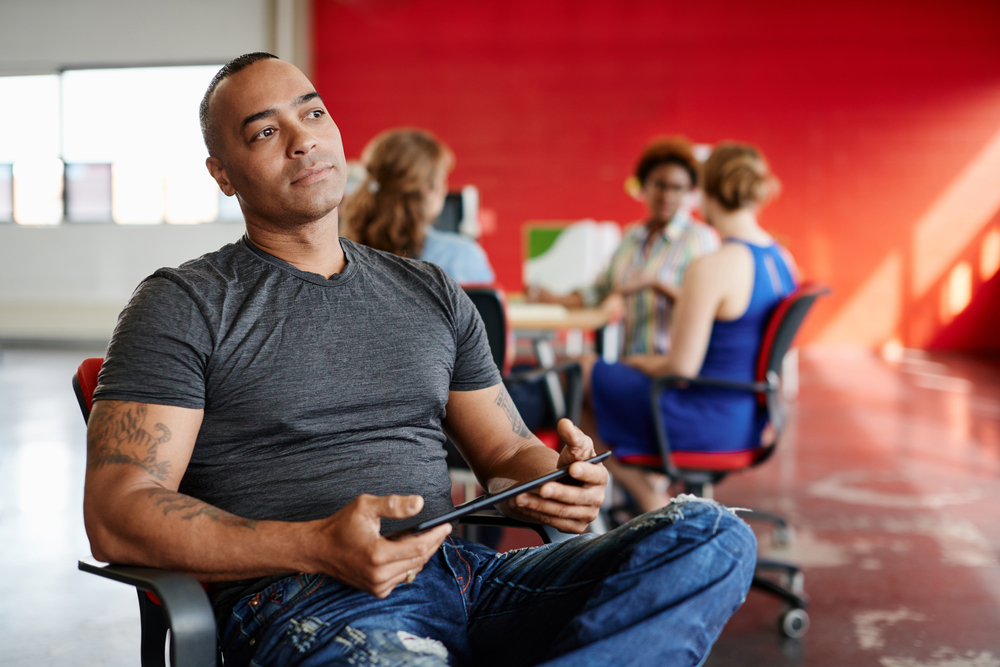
607, 476, 811, 637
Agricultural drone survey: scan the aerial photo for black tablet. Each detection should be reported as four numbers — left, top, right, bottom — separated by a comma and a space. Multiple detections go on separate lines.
386, 451, 611, 539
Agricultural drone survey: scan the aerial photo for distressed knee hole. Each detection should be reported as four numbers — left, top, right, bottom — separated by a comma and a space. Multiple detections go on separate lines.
332, 626, 450, 666
287, 616, 331, 654
629, 494, 744, 534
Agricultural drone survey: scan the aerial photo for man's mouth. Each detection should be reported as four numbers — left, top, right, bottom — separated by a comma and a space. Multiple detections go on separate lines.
292, 163, 332, 185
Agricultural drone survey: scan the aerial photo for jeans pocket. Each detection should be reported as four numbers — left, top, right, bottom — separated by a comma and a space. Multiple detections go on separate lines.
221, 574, 326, 659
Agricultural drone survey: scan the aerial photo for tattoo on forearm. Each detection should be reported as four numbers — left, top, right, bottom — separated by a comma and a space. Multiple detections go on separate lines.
496, 386, 533, 439
87, 402, 172, 480
148, 488, 258, 530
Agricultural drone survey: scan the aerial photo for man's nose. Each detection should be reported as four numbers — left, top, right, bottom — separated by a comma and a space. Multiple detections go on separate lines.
286, 124, 317, 157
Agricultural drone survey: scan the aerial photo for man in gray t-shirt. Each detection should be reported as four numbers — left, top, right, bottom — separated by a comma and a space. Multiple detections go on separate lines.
83, 54, 754, 667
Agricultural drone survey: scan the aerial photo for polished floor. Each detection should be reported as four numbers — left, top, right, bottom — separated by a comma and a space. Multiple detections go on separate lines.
1, 345, 998, 666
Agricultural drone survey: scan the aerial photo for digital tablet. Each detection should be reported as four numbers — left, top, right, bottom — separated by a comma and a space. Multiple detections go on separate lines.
386, 451, 611, 539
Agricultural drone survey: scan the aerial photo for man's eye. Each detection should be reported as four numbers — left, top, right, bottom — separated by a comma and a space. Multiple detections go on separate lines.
254, 127, 275, 140
306, 109, 325, 119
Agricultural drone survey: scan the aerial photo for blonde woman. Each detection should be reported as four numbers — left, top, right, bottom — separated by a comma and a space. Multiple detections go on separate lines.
342, 129, 494, 284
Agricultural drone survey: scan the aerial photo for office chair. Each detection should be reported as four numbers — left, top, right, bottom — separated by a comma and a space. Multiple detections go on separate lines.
463, 286, 583, 435
73, 357, 566, 667
446, 287, 591, 543
614, 282, 830, 638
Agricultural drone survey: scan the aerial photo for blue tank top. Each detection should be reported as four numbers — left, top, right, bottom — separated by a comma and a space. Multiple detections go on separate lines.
660, 240, 797, 452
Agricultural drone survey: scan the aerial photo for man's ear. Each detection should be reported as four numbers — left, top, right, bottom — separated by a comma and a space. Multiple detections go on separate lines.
206, 157, 236, 197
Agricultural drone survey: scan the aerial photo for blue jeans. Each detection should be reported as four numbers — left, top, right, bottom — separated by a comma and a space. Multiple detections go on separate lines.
220, 496, 756, 667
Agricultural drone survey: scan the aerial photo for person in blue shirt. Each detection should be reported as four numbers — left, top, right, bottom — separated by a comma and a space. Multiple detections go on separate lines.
341, 128, 495, 284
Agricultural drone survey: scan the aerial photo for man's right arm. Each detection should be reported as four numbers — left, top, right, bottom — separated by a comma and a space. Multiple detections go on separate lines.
84, 399, 449, 597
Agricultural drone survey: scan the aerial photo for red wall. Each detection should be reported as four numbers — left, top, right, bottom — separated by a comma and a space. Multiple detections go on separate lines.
313, 0, 1000, 350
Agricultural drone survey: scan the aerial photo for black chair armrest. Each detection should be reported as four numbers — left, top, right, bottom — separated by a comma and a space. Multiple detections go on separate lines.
79, 560, 217, 667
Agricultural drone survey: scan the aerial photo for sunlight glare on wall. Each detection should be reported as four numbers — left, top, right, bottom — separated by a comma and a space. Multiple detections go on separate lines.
913, 128, 1000, 297
981, 229, 1000, 281
940, 261, 973, 324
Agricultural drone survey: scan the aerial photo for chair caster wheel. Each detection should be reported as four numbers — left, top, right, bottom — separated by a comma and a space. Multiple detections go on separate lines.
779, 608, 809, 639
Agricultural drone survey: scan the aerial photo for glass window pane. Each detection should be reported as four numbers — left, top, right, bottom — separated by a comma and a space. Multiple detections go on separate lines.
112, 161, 164, 225
0, 165, 12, 222
0, 76, 60, 162
62, 66, 218, 163
13, 158, 64, 225
164, 159, 219, 224
65, 163, 112, 223
62, 65, 220, 224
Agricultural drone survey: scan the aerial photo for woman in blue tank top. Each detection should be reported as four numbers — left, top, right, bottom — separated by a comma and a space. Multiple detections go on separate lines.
588, 142, 797, 512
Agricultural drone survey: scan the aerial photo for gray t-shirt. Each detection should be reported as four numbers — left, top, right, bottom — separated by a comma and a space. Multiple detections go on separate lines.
94, 236, 501, 613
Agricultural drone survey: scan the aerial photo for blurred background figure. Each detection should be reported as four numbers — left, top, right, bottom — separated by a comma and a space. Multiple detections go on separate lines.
587, 142, 796, 512
530, 136, 718, 356
341, 128, 495, 284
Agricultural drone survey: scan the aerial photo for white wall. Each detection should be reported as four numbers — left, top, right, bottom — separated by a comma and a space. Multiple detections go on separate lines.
0, 0, 271, 75
0, 223, 246, 341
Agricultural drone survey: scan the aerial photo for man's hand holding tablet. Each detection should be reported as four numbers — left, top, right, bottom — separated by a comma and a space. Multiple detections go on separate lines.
504, 418, 610, 535
386, 450, 610, 539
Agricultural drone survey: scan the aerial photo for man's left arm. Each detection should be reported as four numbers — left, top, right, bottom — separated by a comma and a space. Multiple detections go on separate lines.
443, 384, 608, 534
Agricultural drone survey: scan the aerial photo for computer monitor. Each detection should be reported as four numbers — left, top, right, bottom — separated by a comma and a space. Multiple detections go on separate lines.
431, 186, 479, 237
432, 193, 463, 234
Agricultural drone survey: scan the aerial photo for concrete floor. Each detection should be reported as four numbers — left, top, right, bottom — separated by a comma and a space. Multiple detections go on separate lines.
1, 345, 999, 665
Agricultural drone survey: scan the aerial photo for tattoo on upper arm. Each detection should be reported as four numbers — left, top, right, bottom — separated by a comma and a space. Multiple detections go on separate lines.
495, 386, 533, 439
87, 402, 172, 481
148, 488, 258, 530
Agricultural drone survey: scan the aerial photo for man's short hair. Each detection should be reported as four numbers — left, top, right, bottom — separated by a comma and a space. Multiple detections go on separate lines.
199, 52, 279, 157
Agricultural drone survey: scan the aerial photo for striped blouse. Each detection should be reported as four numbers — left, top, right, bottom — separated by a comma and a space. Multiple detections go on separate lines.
582, 214, 719, 355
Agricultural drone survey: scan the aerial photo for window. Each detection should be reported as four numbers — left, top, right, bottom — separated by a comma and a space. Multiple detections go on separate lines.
0, 75, 61, 224
0, 65, 230, 225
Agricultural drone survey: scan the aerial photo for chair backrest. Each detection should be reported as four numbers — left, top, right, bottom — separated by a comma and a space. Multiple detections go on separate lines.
755, 282, 830, 386
463, 287, 514, 376
73, 357, 104, 422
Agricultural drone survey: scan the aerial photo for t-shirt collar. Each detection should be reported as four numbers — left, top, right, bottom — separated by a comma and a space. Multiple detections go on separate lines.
240, 235, 356, 286
639, 213, 690, 243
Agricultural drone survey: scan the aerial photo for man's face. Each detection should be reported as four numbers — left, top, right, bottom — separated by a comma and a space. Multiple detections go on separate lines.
641, 162, 692, 225
206, 59, 347, 229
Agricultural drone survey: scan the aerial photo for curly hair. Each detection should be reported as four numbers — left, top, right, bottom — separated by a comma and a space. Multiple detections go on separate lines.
634, 136, 699, 187
702, 142, 780, 211
341, 129, 454, 259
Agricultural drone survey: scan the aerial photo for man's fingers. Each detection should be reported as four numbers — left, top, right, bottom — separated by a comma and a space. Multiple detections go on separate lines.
556, 418, 597, 462
522, 479, 605, 509
511, 497, 599, 534
380, 523, 451, 563
367, 494, 424, 520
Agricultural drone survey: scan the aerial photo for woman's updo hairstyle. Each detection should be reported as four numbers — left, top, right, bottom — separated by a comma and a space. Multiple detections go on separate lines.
341, 128, 453, 258
634, 135, 699, 188
702, 142, 779, 211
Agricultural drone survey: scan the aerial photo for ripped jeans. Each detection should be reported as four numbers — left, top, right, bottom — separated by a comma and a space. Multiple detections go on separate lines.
219, 496, 756, 667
